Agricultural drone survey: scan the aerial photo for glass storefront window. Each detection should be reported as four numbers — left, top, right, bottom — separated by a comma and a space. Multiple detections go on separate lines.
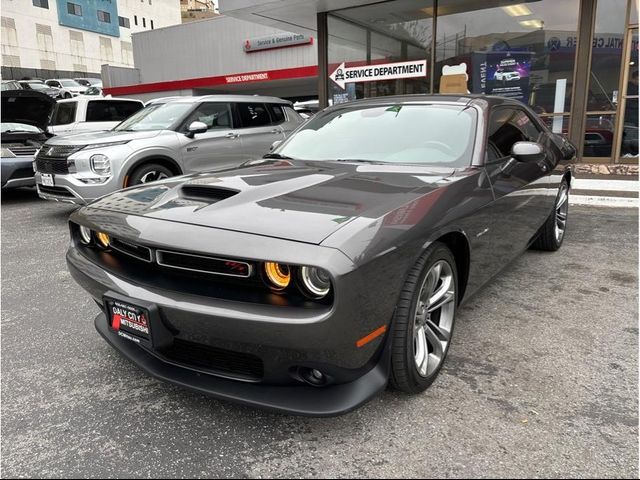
328, 0, 433, 104
435, 0, 580, 115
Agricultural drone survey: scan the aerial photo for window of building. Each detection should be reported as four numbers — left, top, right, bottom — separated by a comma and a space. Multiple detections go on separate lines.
121, 41, 133, 65
36, 24, 54, 53
119, 16, 130, 28
237, 103, 271, 128
40, 59, 56, 70
1, 17, 18, 46
86, 101, 144, 122
99, 36, 114, 62
2, 54, 21, 68
67, 2, 82, 16
142, 17, 146, 28
32, 0, 49, 9
97, 10, 111, 23
134, 15, 138, 26
150, 19, 154, 29
69, 30, 84, 57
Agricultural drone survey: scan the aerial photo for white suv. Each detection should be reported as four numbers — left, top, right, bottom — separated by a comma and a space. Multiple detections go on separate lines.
48, 97, 145, 136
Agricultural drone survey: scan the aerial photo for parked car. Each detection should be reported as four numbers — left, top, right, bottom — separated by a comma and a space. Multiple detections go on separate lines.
1, 80, 23, 91
74, 78, 102, 87
1, 89, 55, 189
65, 95, 575, 415
45, 79, 87, 97
493, 69, 521, 83
19, 80, 64, 99
35, 95, 304, 204
47, 96, 145, 136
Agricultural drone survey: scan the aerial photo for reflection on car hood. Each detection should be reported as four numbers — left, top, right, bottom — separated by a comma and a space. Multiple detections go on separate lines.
45, 129, 162, 145
1, 90, 56, 131
87, 159, 459, 244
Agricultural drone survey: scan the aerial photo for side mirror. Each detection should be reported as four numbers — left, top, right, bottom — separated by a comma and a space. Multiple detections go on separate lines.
269, 140, 282, 152
511, 141, 545, 163
186, 121, 208, 138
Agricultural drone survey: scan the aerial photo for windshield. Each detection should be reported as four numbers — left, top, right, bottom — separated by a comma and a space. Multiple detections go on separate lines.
114, 102, 193, 132
60, 80, 82, 88
277, 104, 477, 166
1, 122, 42, 133
24, 82, 48, 91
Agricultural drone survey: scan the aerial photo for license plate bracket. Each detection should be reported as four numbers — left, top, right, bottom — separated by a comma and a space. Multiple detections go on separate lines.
41, 173, 54, 187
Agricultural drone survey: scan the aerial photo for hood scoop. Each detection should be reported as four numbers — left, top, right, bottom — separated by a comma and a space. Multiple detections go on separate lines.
180, 184, 240, 203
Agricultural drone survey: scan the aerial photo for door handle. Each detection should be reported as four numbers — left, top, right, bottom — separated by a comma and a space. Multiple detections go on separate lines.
270, 129, 280, 134
226, 132, 239, 139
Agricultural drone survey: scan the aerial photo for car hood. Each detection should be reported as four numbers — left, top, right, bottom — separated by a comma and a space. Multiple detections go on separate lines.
1, 90, 56, 131
46, 129, 162, 145
87, 159, 458, 244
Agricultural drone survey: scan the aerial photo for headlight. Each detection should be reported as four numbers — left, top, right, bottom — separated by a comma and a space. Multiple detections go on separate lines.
96, 231, 110, 247
1, 147, 15, 158
83, 141, 129, 151
299, 266, 331, 298
79, 226, 92, 245
90, 154, 111, 175
264, 262, 291, 290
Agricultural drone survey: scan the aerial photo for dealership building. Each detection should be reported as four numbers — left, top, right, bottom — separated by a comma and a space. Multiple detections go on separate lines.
103, 0, 638, 167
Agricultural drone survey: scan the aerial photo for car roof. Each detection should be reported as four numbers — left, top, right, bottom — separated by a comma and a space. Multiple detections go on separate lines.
162, 94, 292, 105
56, 96, 143, 104
323, 94, 528, 111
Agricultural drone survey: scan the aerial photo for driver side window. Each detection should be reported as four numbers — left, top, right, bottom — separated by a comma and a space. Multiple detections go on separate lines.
183, 102, 232, 131
488, 108, 538, 158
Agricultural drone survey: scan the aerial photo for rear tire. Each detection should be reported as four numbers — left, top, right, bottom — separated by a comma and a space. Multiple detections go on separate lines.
389, 242, 458, 394
531, 179, 569, 251
127, 163, 174, 186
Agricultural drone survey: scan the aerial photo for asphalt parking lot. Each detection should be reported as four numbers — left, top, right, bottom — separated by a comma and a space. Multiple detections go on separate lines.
1, 188, 638, 478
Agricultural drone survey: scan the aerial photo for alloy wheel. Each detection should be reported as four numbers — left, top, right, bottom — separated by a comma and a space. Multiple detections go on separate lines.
139, 171, 169, 183
413, 260, 456, 377
555, 183, 569, 242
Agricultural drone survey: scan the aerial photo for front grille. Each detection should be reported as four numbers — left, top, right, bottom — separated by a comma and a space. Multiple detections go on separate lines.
36, 157, 69, 174
157, 250, 252, 278
111, 238, 153, 262
7, 145, 38, 156
160, 339, 264, 381
35, 145, 85, 174
38, 185, 74, 197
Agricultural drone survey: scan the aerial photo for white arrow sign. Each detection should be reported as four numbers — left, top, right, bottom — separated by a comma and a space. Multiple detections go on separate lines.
329, 60, 427, 89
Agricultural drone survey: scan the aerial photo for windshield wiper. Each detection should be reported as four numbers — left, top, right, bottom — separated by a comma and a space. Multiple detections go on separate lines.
334, 159, 386, 164
262, 153, 295, 160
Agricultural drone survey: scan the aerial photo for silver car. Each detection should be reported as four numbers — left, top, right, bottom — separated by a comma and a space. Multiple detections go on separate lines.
35, 95, 304, 205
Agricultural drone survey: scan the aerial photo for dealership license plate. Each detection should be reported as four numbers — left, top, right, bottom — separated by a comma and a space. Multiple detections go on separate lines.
41, 173, 54, 187
108, 300, 151, 341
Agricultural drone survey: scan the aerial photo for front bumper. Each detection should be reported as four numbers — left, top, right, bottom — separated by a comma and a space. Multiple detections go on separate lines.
35, 171, 119, 205
94, 311, 389, 416
1, 156, 36, 189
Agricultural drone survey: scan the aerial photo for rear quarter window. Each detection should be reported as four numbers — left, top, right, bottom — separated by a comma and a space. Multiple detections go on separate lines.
51, 102, 77, 125
86, 100, 144, 122
267, 104, 286, 124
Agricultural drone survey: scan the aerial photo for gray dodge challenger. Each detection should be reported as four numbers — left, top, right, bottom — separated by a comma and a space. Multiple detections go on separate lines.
66, 95, 576, 416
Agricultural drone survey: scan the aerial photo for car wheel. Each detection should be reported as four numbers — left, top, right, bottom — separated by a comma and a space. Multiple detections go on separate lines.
63, 92, 72, 99
128, 163, 174, 186
389, 242, 458, 394
531, 179, 569, 251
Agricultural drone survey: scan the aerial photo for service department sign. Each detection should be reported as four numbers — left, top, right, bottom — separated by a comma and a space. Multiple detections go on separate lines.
329, 60, 427, 89
244, 33, 313, 53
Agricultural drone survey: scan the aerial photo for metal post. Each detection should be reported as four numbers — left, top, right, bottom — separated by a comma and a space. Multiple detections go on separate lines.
568, 0, 597, 160
318, 12, 329, 108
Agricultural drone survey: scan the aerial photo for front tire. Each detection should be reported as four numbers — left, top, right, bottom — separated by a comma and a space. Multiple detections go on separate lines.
389, 242, 458, 394
531, 179, 569, 251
